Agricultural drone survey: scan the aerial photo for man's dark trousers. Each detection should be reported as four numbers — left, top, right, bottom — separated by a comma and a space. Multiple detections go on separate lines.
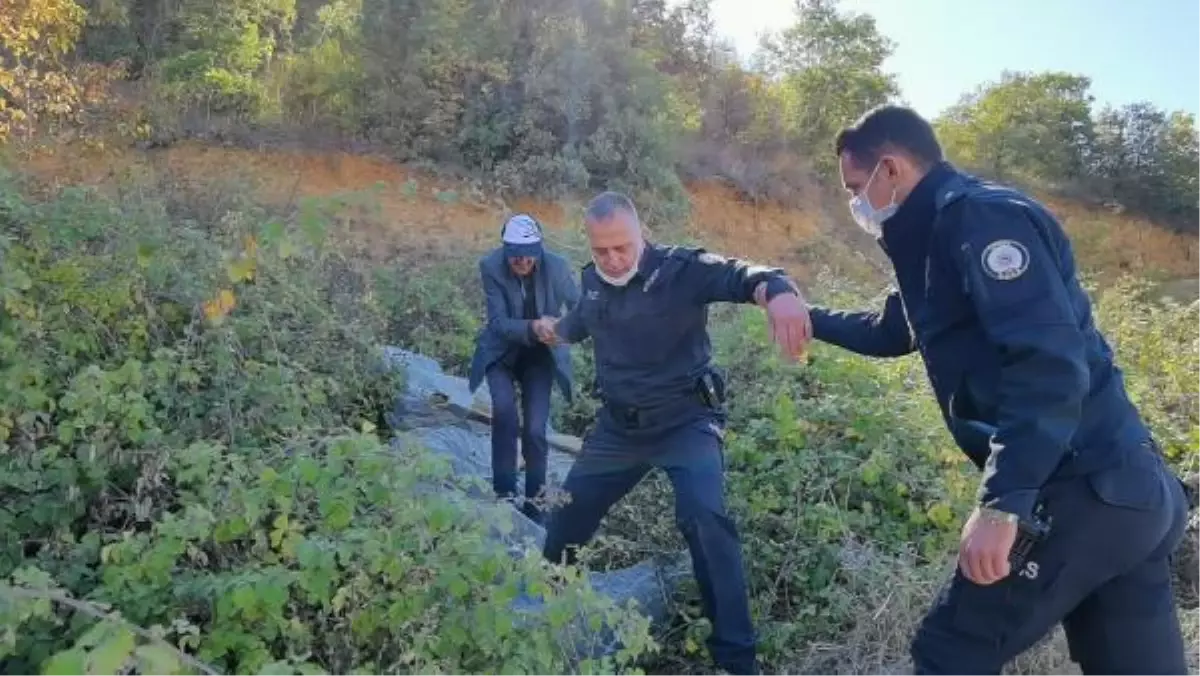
911, 444, 1190, 674
543, 401, 758, 674
485, 346, 554, 522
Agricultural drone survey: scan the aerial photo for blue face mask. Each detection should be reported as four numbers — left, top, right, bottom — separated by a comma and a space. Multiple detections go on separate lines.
848, 160, 898, 237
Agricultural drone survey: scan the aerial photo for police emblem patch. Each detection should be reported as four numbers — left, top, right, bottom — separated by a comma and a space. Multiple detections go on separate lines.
980, 239, 1030, 281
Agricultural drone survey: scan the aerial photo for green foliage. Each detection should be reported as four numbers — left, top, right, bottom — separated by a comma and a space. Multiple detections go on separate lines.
579, 291, 976, 665
0, 0, 123, 140
937, 71, 1199, 232
0, 156, 1194, 674
0, 171, 655, 674
372, 257, 482, 376
3, 0, 1197, 671
757, 0, 899, 180
43, 0, 909, 222
1090, 277, 1200, 464
1090, 104, 1200, 224
937, 71, 1095, 183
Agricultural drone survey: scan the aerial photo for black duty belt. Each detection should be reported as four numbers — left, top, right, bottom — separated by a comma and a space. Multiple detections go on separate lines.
601, 370, 728, 431
605, 395, 704, 430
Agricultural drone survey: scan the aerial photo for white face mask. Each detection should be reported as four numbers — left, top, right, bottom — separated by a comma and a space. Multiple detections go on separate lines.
848, 160, 899, 237
593, 239, 644, 287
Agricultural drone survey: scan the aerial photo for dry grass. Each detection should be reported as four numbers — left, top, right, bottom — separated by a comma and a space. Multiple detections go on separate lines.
20, 139, 1193, 292
15, 139, 864, 276
1041, 195, 1199, 282
788, 548, 1200, 675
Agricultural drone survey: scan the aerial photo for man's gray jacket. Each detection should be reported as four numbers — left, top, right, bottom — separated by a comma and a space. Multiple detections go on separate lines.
467, 247, 580, 401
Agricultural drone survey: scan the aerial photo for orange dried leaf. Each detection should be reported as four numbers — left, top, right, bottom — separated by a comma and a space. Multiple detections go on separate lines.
202, 288, 236, 323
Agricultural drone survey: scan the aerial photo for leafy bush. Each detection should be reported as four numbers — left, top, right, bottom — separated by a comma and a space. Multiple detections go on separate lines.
0, 170, 654, 674
1091, 277, 1199, 464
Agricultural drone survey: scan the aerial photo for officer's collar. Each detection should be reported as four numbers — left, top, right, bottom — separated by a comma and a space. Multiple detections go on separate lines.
631, 241, 663, 282
879, 161, 957, 248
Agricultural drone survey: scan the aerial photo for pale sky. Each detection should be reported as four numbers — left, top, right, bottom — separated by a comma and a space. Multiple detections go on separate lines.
697, 0, 1200, 119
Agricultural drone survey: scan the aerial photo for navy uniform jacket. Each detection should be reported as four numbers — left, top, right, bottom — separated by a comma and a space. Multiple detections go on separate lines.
810, 162, 1152, 522
468, 247, 580, 401
554, 243, 794, 410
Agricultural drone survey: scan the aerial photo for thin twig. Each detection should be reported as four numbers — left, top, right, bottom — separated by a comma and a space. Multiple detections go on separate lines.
0, 586, 221, 676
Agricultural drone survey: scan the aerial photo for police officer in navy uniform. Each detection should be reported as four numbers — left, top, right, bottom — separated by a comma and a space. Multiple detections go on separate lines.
807, 104, 1189, 674
532, 191, 810, 675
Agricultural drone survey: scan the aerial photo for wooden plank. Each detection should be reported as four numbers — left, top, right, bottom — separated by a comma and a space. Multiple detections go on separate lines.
547, 432, 583, 455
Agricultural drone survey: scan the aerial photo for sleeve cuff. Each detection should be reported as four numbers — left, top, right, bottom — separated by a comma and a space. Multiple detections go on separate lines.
807, 306, 832, 340
977, 488, 1039, 522
763, 275, 795, 302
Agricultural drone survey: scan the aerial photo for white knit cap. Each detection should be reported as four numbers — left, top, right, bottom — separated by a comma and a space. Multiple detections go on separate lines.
501, 214, 543, 258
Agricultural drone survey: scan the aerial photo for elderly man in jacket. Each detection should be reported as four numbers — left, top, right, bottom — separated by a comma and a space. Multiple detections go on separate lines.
468, 214, 581, 524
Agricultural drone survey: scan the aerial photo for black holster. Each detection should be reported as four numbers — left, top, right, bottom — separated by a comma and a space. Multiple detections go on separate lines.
696, 367, 728, 412
1009, 508, 1052, 571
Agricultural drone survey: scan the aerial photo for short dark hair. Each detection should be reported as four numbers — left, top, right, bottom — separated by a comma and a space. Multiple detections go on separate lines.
585, 191, 639, 224
835, 105, 944, 171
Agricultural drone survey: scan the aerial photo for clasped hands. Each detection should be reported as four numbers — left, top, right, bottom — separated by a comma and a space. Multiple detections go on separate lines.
754, 280, 813, 363
531, 317, 561, 346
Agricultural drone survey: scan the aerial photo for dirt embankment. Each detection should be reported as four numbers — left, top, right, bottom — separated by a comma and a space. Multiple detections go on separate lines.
17, 139, 1198, 285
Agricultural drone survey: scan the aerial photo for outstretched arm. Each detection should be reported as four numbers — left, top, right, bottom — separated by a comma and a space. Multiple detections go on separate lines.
677, 248, 812, 360
808, 288, 916, 358
682, 249, 798, 306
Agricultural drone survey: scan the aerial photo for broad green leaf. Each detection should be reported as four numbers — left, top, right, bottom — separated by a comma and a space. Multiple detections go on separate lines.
134, 643, 182, 675
85, 626, 136, 674
42, 649, 86, 675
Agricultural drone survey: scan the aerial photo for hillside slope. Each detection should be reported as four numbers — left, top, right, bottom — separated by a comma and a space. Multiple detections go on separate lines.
18, 139, 1198, 289
3, 136, 1197, 675
2, 0, 1196, 671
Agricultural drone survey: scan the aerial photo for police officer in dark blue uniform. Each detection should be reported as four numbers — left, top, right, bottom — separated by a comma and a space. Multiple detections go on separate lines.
533, 191, 810, 675
807, 104, 1189, 674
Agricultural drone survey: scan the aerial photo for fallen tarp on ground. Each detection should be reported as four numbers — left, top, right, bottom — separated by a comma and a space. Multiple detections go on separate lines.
380, 346, 690, 662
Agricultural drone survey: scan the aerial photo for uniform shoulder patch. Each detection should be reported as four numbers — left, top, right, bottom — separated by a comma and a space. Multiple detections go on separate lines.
980, 239, 1030, 281
693, 249, 726, 265
662, 245, 702, 260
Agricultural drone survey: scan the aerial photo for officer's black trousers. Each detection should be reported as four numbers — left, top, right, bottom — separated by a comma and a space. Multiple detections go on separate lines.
542, 409, 758, 675
911, 447, 1190, 674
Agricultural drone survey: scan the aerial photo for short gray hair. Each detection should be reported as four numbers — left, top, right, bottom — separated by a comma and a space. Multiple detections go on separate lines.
585, 191, 639, 225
